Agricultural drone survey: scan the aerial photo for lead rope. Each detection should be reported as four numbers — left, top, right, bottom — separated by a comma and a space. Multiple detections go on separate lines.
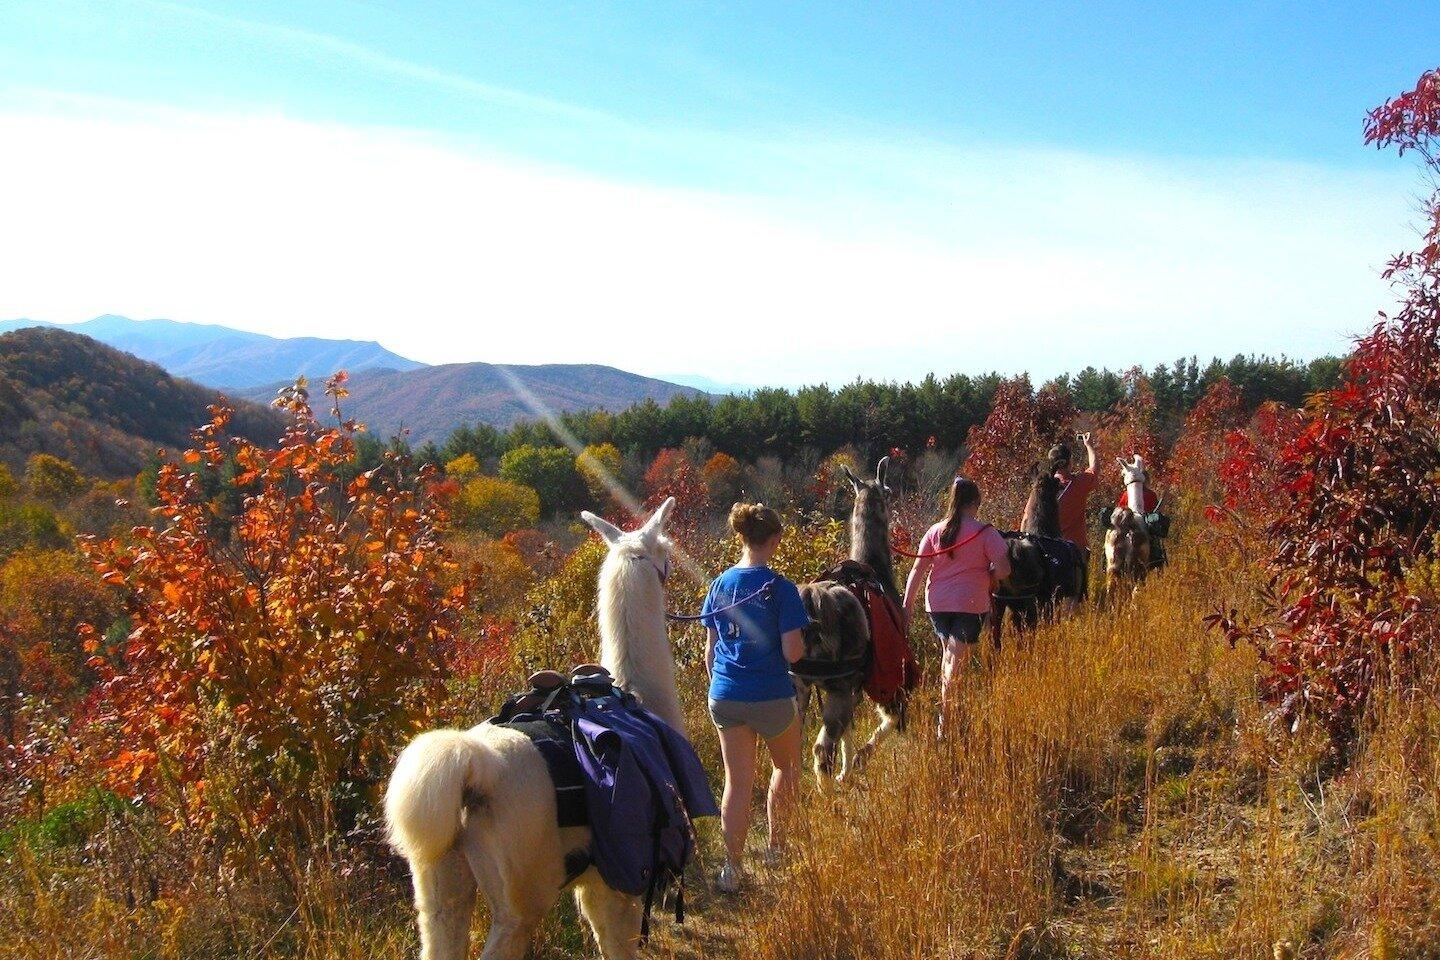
891, 523, 992, 559
666, 579, 775, 622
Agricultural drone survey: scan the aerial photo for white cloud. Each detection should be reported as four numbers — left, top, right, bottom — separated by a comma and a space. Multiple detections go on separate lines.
0, 97, 1416, 387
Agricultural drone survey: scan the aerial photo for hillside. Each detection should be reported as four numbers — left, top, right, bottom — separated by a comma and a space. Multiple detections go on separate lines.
0, 327, 285, 478
0, 315, 425, 390
239, 361, 704, 443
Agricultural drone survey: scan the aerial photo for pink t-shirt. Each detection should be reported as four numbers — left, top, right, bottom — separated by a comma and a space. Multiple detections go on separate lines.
905, 519, 1010, 615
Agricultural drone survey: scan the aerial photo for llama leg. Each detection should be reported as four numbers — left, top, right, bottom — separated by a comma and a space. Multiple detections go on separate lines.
575, 874, 642, 960
461, 824, 557, 960
472, 867, 553, 960
410, 845, 477, 960
814, 686, 854, 780
854, 699, 901, 768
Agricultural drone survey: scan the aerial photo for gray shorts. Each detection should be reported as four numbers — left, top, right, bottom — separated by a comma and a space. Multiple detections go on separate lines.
708, 696, 798, 740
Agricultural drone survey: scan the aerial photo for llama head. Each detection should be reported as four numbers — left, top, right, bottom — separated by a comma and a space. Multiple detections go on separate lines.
1028, 461, 1060, 498
841, 457, 891, 521
1116, 454, 1148, 487
581, 497, 676, 581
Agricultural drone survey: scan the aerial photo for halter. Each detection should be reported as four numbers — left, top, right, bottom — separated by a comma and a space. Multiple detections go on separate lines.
630, 553, 671, 584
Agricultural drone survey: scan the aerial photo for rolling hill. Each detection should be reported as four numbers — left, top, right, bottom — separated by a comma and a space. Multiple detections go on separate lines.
0, 315, 425, 390
240, 361, 704, 444
0, 328, 286, 478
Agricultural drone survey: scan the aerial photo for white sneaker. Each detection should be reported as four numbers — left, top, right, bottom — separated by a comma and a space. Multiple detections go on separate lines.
715, 862, 742, 894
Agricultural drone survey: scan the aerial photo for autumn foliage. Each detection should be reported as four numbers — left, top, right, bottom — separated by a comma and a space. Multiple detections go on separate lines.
1214, 67, 1440, 738
961, 376, 1074, 525
77, 376, 471, 856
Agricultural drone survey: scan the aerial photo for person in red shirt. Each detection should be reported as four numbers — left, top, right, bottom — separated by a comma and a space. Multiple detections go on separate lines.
1047, 432, 1098, 547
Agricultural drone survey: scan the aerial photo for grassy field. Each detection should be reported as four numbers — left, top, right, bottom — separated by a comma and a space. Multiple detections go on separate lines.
2, 531, 1437, 959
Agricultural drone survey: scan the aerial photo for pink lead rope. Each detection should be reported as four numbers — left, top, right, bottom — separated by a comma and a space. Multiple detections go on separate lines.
891, 523, 993, 559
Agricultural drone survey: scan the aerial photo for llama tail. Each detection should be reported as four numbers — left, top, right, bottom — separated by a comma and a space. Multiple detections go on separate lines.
385, 728, 496, 864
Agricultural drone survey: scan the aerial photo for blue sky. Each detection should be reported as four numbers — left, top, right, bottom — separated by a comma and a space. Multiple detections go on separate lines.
0, 1, 1435, 386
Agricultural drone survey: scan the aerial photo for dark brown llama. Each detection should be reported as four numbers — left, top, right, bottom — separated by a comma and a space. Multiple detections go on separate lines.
991, 466, 1086, 644
793, 457, 909, 779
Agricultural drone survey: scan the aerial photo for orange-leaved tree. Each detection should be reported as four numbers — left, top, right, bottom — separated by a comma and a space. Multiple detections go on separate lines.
79, 375, 472, 861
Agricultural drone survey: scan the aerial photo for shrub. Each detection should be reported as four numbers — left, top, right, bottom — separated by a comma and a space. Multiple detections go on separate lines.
498, 445, 584, 518
24, 454, 86, 505
576, 442, 623, 508
444, 452, 481, 484
1215, 67, 1440, 740
77, 378, 472, 861
453, 474, 540, 536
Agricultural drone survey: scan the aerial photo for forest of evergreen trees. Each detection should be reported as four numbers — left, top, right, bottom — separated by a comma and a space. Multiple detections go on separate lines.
395, 353, 1341, 471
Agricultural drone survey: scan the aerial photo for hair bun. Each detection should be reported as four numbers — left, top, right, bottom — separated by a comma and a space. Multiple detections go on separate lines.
729, 502, 784, 546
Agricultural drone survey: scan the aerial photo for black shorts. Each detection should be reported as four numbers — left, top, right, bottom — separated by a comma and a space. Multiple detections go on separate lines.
929, 611, 988, 644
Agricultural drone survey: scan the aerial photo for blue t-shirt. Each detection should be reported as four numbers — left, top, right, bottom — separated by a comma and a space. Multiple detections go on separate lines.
702, 565, 809, 702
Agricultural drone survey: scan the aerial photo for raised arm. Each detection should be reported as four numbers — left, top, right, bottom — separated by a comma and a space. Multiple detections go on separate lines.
1081, 431, 1098, 471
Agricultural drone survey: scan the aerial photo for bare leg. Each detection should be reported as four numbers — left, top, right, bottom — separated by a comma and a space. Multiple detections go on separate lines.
717, 724, 759, 870
763, 715, 802, 853
575, 874, 642, 960
937, 637, 967, 738
411, 846, 476, 960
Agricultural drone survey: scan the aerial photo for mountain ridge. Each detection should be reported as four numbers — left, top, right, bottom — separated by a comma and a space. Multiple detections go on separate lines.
0, 315, 425, 389
0, 327, 285, 478
238, 361, 704, 444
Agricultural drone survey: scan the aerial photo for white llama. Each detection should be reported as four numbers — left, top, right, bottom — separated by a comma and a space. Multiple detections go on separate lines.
385, 498, 681, 960
1104, 455, 1152, 597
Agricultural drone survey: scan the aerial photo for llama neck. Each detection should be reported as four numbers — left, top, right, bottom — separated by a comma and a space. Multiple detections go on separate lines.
1023, 485, 1059, 537
597, 558, 686, 736
1126, 477, 1146, 514
852, 503, 899, 602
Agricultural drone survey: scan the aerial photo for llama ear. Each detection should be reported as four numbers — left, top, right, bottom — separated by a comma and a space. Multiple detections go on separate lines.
642, 497, 676, 536
841, 465, 863, 491
581, 511, 624, 545
875, 456, 890, 486
1116, 457, 1128, 470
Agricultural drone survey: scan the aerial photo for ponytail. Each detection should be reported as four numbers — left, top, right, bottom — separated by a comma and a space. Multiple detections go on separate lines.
938, 476, 982, 548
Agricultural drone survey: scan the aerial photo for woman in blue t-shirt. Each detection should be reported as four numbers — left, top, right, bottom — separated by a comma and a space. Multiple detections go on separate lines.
702, 502, 808, 893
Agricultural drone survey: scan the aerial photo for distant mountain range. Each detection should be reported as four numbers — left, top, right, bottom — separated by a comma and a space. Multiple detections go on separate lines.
659, 373, 752, 395
0, 327, 284, 478
0, 315, 425, 389
1, 315, 705, 445
239, 363, 703, 445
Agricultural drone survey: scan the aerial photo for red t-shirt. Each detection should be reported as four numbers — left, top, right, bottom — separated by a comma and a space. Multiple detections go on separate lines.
1055, 468, 1097, 544
1118, 487, 1159, 513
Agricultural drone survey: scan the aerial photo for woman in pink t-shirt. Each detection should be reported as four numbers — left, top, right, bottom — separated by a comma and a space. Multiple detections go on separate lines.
902, 477, 1011, 732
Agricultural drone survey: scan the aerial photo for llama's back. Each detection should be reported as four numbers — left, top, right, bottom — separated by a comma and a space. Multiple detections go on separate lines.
799, 581, 869, 661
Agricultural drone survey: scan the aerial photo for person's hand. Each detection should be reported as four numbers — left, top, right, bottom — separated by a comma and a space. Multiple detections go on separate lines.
1077, 431, 1092, 446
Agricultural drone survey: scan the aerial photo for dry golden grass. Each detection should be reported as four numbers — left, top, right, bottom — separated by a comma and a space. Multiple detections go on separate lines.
3, 537, 1438, 958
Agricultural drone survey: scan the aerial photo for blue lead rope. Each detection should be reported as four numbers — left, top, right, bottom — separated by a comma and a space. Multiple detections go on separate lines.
666, 578, 776, 623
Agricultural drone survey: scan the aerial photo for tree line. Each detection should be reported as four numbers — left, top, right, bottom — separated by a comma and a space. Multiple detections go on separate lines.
398, 353, 1339, 471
